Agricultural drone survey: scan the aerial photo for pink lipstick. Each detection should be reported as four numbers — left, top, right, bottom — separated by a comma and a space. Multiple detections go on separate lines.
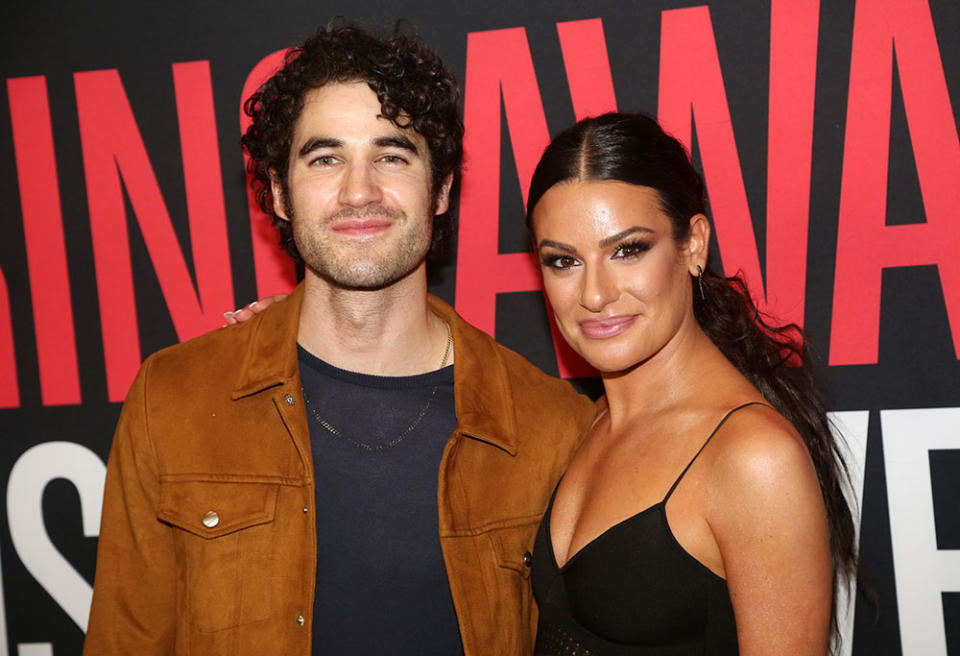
579, 315, 638, 339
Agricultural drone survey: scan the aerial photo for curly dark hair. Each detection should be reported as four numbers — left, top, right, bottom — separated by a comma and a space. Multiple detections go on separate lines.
241, 21, 464, 262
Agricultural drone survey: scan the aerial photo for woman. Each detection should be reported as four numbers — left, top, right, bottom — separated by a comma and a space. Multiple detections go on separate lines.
526, 113, 856, 655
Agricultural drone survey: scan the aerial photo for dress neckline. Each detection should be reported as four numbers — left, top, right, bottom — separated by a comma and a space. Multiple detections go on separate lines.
546, 402, 767, 575
547, 486, 667, 572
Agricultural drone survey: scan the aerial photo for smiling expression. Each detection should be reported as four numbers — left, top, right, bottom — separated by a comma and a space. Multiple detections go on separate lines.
532, 179, 706, 373
272, 81, 451, 290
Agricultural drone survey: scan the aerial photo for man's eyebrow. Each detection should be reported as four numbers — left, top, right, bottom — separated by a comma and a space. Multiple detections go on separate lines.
374, 135, 419, 154
537, 239, 576, 253
598, 226, 654, 248
298, 137, 342, 157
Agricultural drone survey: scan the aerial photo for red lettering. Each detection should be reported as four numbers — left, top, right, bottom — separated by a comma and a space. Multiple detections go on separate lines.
75, 62, 234, 401
174, 62, 234, 320
830, 0, 960, 364
556, 18, 618, 120
7, 75, 81, 405
0, 267, 18, 408
766, 0, 820, 328
239, 49, 296, 297
658, 7, 760, 306
458, 26, 560, 371
658, 2, 819, 330
457, 25, 545, 335
458, 20, 616, 378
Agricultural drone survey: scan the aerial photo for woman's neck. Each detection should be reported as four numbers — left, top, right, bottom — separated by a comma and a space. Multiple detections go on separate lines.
599, 317, 723, 432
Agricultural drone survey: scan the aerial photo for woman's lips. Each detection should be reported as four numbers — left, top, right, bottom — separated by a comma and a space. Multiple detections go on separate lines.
579, 314, 638, 339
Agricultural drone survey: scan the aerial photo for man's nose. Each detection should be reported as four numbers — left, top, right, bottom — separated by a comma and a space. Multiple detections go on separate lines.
338, 162, 383, 207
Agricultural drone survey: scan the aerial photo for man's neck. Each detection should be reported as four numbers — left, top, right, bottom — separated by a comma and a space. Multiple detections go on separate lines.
297, 264, 448, 377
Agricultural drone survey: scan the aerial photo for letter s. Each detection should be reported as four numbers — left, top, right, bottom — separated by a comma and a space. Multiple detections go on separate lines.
7, 441, 106, 632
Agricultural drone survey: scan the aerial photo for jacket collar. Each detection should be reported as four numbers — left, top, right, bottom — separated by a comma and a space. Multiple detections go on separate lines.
231, 284, 520, 455
231, 284, 305, 400
428, 295, 519, 455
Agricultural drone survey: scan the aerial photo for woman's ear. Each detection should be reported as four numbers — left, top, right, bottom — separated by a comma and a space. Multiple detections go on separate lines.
686, 213, 710, 273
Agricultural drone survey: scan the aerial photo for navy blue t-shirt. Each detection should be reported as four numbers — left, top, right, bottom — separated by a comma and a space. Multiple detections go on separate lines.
298, 346, 463, 655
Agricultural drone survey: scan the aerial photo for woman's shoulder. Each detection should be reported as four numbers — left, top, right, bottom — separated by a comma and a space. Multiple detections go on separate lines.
701, 402, 819, 503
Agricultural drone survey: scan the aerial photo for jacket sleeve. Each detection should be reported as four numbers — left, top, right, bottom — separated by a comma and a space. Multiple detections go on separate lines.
84, 357, 178, 654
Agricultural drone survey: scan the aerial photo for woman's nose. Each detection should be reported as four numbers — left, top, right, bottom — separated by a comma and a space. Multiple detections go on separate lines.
579, 264, 618, 312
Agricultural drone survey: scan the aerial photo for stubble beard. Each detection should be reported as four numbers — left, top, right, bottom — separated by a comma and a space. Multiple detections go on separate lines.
292, 205, 432, 291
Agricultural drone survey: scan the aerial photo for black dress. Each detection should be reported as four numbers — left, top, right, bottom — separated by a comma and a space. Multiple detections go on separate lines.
531, 404, 764, 655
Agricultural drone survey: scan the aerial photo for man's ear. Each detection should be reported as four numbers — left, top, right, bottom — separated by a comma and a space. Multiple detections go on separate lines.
686, 213, 710, 273
270, 171, 290, 222
433, 173, 454, 215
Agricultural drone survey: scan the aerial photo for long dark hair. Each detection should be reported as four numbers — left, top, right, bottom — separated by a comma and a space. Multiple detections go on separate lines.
526, 112, 858, 645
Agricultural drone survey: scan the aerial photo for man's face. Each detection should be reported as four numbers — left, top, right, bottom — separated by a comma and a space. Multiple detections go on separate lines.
272, 81, 451, 289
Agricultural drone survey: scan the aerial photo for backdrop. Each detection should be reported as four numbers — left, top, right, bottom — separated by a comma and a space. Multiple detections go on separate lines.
1, 0, 958, 654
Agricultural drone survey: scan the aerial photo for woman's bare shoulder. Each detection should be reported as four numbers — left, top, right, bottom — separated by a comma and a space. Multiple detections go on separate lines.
703, 403, 819, 505
698, 404, 832, 653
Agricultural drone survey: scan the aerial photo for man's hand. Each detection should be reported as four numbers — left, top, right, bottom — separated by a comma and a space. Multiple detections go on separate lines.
224, 294, 289, 325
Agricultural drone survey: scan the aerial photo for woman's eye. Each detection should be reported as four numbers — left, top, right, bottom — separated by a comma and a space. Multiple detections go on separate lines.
542, 254, 580, 269
613, 241, 652, 259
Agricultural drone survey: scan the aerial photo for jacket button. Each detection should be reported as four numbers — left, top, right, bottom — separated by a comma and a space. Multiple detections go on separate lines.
284, 393, 296, 406
297, 614, 305, 626
202, 511, 220, 528
303, 507, 309, 513
523, 551, 533, 567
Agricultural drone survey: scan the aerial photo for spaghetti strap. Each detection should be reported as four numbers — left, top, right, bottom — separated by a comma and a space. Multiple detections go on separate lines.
662, 402, 767, 503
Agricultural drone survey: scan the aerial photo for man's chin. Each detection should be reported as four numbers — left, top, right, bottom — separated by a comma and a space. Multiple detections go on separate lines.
307, 261, 422, 292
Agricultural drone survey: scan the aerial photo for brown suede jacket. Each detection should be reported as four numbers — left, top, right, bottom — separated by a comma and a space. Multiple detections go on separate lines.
84, 285, 595, 655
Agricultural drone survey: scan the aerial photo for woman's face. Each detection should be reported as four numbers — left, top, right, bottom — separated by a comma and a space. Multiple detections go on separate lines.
531, 179, 706, 373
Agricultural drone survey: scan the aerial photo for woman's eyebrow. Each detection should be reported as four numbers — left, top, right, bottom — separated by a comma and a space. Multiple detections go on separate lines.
537, 239, 576, 253
598, 226, 654, 248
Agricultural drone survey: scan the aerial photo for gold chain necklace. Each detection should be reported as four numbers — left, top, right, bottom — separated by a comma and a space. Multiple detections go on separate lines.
303, 320, 453, 452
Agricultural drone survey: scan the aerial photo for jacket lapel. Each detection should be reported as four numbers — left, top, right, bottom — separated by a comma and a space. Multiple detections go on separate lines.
230, 285, 313, 476
428, 295, 519, 456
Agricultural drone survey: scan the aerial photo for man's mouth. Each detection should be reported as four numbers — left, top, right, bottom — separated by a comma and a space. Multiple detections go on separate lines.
331, 219, 393, 237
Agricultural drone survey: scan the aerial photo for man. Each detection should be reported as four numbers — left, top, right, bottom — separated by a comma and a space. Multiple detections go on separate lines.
84, 22, 594, 655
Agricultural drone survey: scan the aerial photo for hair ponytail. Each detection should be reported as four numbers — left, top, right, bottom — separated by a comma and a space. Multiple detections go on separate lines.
694, 267, 859, 638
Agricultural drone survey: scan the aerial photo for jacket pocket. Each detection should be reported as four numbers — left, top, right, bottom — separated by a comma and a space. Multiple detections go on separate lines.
158, 479, 281, 633
490, 519, 538, 580
484, 520, 541, 654
158, 479, 279, 538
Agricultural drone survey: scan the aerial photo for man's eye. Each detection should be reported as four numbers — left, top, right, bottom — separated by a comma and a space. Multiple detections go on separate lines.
612, 241, 652, 259
379, 154, 406, 164
311, 155, 337, 166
